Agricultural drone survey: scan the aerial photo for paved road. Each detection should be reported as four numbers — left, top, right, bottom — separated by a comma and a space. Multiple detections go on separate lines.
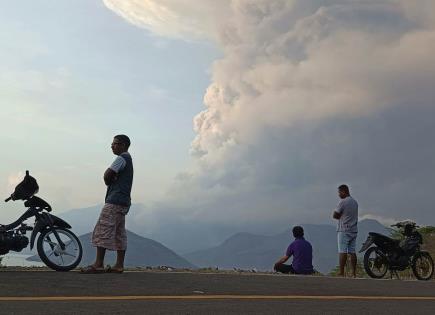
0, 271, 434, 314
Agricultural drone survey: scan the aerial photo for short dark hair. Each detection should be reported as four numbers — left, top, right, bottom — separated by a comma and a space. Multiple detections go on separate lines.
292, 226, 304, 238
114, 134, 130, 148
338, 184, 350, 194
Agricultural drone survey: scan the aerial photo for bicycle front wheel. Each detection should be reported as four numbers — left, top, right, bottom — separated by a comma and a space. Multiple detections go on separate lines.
37, 227, 83, 271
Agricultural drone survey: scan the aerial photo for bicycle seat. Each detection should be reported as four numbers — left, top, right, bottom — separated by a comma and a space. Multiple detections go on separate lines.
24, 196, 52, 212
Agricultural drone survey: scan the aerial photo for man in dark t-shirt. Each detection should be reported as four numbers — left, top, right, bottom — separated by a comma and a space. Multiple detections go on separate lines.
274, 226, 314, 275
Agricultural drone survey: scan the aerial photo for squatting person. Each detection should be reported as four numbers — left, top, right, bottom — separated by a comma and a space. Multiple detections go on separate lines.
274, 226, 314, 275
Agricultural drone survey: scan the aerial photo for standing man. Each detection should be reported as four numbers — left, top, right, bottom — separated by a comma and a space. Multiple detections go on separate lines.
82, 134, 133, 273
274, 226, 314, 275
332, 184, 358, 277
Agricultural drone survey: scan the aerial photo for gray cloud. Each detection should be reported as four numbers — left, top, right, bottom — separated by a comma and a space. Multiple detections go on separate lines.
104, 1, 435, 250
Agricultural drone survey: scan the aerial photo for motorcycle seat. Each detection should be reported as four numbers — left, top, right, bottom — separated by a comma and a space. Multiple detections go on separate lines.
369, 232, 400, 245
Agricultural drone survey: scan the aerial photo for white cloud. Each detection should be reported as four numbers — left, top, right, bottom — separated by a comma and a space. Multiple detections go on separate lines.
103, 0, 230, 40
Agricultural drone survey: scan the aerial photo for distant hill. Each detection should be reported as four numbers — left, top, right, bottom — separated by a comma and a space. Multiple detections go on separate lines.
185, 219, 390, 273
59, 204, 146, 237
27, 230, 196, 269
58, 204, 252, 254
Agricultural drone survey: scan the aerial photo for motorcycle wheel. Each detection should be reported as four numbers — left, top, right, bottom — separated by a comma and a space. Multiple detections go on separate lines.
363, 247, 388, 279
37, 227, 83, 272
411, 252, 434, 281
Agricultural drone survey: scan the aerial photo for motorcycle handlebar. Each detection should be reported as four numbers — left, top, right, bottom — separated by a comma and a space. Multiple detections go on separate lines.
391, 222, 419, 228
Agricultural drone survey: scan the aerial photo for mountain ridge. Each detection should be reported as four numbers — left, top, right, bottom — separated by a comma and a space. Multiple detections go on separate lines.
184, 219, 389, 273
27, 229, 196, 269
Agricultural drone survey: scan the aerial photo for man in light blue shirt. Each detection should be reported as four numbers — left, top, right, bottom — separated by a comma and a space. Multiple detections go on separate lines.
332, 184, 358, 277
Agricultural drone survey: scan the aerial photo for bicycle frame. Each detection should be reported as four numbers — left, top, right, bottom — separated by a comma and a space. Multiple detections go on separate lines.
2, 207, 71, 250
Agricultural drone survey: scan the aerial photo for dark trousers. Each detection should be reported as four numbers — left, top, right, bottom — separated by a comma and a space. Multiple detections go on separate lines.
274, 263, 296, 274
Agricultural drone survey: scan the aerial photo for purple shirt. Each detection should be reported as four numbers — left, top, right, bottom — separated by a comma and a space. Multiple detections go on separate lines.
285, 237, 313, 274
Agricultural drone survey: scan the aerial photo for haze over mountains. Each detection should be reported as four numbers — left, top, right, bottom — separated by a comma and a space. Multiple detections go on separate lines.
27, 230, 195, 269
57, 205, 390, 273
60, 204, 255, 254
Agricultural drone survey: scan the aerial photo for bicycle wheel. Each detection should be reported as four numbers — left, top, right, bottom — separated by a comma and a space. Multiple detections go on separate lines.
37, 227, 83, 271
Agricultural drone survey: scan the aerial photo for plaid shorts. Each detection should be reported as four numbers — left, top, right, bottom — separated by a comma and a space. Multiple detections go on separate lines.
92, 203, 129, 251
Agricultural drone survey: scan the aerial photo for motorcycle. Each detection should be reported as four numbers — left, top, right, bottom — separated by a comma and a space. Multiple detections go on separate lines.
359, 221, 434, 280
1, 171, 82, 271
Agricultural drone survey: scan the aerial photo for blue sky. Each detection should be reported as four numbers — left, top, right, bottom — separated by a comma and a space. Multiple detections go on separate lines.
0, 0, 219, 220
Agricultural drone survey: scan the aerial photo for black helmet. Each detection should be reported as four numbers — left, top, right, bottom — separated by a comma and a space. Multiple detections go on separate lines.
11, 171, 39, 201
